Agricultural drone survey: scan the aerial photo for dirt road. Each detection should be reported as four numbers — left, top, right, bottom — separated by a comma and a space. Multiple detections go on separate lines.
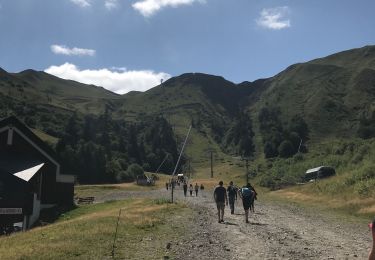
96, 186, 372, 259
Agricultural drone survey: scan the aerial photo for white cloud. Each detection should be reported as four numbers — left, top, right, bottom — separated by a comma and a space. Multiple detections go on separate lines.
105, 0, 118, 10
132, 0, 205, 17
256, 6, 291, 30
70, 0, 91, 8
45, 63, 171, 94
51, 45, 96, 57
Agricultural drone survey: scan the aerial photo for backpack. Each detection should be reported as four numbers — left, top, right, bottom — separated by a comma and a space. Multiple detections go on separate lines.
241, 187, 253, 199
227, 186, 237, 197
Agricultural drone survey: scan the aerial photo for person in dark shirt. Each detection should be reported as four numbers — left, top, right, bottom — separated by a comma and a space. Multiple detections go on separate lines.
183, 182, 188, 197
194, 183, 199, 197
214, 181, 228, 223
227, 181, 237, 214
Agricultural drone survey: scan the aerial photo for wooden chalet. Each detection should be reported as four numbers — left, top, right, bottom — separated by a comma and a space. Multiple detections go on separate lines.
0, 116, 74, 231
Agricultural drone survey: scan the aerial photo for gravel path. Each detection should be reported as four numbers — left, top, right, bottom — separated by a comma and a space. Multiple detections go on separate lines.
95, 186, 373, 259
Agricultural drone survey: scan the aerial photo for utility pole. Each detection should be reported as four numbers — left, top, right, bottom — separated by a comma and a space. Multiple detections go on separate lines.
210, 150, 213, 178
245, 158, 249, 184
188, 158, 192, 179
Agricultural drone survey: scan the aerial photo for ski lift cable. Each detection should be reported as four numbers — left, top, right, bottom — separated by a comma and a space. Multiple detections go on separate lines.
155, 153, 169, 174
172, 125, 192, 177
171, 125, 192, 203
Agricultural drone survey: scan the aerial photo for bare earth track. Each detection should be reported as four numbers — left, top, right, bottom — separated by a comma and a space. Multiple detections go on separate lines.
95, 187, 372, 259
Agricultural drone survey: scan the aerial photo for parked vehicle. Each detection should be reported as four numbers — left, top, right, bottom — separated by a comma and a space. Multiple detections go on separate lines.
303, 166, 336, 182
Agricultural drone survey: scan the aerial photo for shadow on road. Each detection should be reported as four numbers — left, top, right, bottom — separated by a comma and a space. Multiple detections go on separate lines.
248, 222, 267, 226
224, 221, 238, 226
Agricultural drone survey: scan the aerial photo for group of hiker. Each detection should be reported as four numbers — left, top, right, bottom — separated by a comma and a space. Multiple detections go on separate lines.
182, 182, 201, 197
165, 180, 204, 197
214, 180, 257, 223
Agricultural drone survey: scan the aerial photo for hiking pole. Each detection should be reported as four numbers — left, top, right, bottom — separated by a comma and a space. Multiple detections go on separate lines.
111, 208, 122, 258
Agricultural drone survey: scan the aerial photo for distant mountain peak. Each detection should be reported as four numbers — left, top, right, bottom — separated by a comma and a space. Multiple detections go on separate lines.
0, 67, 8, 76
163, 72, 233, 89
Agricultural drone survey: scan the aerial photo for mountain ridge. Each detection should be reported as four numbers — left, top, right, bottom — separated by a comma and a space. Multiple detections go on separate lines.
1, 44, 375, 161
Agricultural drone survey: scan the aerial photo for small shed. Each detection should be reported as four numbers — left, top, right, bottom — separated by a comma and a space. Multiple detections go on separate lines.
303, 166, 336, 182
177, 173, 185, 182
0, 116, 75, 231
136, 174, 154, 186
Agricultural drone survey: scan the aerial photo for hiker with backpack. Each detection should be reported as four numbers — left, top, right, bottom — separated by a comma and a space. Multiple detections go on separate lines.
227, 181, 237, 214
239, 183, 255, 223
214, 181, 228, 223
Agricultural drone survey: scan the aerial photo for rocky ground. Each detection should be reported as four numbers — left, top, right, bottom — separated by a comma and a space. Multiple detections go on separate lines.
95, 186, 372, 259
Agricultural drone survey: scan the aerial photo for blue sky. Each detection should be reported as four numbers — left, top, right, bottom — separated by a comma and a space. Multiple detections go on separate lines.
0, 0, 374, 93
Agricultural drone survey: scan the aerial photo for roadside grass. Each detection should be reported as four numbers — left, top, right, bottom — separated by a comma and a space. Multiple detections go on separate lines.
265, 188, 375, 224
0, 198, 190, 260
260, 171, 375, 223
192, 162, 250, 184
269, 177, 375, 216
75, 173, 172, 198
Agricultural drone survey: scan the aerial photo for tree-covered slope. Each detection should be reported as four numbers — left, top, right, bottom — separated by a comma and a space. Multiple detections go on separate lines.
1, 45, 375, 185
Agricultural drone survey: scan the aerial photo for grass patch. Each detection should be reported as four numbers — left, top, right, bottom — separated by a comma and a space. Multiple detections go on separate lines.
153, 198, 171, 205
265, 179, 375, 221
0, 199, 190, 260
75, 173, 174, 198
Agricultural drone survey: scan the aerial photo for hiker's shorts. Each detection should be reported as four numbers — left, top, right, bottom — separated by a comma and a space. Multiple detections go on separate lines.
242, 199, 251, 210
216, 202, 225, 211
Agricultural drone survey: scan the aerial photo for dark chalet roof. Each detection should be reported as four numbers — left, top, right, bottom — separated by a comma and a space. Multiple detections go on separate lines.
0, 116, 59, 162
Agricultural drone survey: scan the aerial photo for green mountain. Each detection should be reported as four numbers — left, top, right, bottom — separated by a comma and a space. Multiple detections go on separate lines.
1, 45, 375, 187
0, 68, 119, 115
252, 45, 375, 141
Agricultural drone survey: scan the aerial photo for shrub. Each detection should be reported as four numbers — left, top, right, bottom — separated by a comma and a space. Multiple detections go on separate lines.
264, 142, 278, 158
259, 175, 276, 190
126, 163, 144, 178
278, 140, 295, 158
293, 153, 304, 162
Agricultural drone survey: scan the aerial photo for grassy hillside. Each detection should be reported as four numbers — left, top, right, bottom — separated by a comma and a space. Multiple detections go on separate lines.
250, 45, 375, 141
0, 68, 119, 115
0, 198, 189, 259
1, 45, 375, 194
